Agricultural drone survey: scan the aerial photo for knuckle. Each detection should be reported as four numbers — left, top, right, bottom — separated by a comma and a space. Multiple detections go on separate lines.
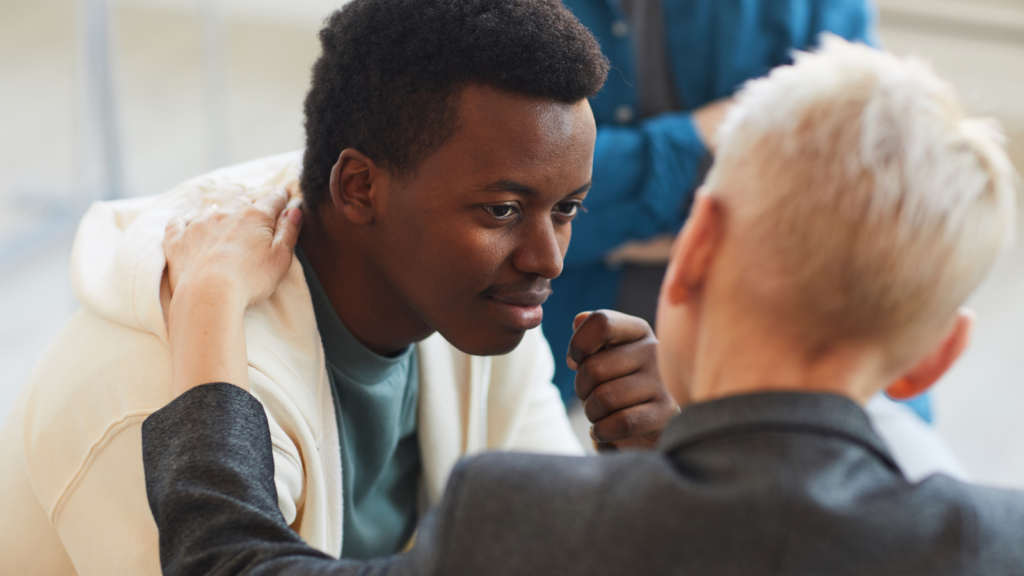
639, 337, 659, 361
588, 310, 613, 334
577, 358, 605, 387
640, 319, 655, 336
596, 414, 628, 442
615, 410, 639, 437
591, 386, 617, 414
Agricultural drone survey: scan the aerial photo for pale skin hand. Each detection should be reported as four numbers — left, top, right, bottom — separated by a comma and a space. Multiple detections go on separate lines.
164, 187, 302, 397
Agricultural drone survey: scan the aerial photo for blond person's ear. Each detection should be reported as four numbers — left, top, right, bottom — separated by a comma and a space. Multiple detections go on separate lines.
886, 308, 975, 400
663, 192, 723, 306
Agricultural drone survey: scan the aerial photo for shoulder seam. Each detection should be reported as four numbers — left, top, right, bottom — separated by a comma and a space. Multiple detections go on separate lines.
48, 409, 154, 526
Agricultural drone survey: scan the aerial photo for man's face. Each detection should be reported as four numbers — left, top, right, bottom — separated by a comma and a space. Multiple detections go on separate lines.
369, 85, 596, 355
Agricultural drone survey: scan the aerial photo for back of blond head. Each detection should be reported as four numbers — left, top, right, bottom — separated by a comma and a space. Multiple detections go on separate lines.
706, 35, 1017, 363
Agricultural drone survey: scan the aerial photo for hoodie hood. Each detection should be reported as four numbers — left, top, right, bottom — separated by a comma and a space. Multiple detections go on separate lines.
70, 151, 304, 344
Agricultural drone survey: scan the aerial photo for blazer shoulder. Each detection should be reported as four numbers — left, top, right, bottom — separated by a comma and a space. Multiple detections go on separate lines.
444, 451, 644, 524
955, 480, 1024, 572
456, 451, 620, 492
445, 451, 674, 534
430, 452, 675, 576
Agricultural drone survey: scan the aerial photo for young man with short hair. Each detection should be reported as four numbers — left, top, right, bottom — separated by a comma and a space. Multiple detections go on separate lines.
0, 1, 677, 573
144, 36, 1023, 575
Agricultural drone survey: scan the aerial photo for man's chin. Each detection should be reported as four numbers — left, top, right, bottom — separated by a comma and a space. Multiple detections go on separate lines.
443, 327, 528, 357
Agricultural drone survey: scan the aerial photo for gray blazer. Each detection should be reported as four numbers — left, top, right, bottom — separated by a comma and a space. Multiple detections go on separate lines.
142, 384, 1024, 576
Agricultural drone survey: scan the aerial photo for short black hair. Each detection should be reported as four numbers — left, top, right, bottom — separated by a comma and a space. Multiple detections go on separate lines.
300, 0, 609, 208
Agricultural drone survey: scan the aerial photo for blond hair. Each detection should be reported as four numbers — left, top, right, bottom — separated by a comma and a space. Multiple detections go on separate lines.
706, 35, 1018, 363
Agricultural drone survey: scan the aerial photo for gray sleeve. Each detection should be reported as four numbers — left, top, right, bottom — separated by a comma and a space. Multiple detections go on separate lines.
962, 482, 1024, 574
142, 383, 436, 576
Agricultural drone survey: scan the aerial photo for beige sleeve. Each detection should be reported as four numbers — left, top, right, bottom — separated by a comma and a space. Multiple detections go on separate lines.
50, 416, 162, 576
0, 390, 77, 576
488, 328, 584, 456
50, 412, 309, 576
265, 408, 307, 525
509, 375, 585, 456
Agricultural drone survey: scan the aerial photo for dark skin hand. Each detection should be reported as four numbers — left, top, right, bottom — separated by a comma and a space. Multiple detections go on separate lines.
569, 310, 679, 450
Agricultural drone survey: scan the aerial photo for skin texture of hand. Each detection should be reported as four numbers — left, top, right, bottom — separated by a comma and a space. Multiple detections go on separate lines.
165, 187, 301, 308
567, 310, 679, 450
164, 188, 302, 397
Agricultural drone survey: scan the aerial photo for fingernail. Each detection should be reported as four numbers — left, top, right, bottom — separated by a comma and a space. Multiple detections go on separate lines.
286, 208, 303, 225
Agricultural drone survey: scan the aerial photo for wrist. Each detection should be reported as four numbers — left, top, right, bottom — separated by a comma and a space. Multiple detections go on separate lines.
167, 280, 251, 397
168, 282, 249, 343
171, 275, 249, 318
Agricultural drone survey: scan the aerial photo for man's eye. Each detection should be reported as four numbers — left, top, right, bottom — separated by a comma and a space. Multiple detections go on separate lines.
554, 201, 582, 218
483, 205, 517, 219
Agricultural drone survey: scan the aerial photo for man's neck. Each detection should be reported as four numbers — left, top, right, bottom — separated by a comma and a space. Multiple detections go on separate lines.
297, 213, 434, 357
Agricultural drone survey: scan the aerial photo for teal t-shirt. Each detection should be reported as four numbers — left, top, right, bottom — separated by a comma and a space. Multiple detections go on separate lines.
296, 248, 421, 559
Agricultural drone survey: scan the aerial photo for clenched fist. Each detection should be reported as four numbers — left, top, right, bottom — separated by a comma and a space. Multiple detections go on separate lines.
568, 310, 679, 450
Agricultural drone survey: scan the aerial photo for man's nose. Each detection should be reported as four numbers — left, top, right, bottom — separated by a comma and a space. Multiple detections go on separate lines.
512, 218, 564, 279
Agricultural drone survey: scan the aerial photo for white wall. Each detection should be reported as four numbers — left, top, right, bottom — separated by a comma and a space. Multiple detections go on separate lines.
115, 0, 352, 28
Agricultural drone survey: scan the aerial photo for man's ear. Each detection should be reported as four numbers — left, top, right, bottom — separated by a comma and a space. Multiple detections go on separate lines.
329, 148, 381, 226
886, 308, 974, 400
663, 192, 722, 306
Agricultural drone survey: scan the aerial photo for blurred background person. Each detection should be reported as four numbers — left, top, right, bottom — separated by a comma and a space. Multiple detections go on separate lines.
544, 0, 890, 408
0, 0, 1022, 489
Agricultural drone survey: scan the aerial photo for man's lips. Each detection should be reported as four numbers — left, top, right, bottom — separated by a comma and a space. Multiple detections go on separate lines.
485, 286, 552, 330
487, 289, 551, 308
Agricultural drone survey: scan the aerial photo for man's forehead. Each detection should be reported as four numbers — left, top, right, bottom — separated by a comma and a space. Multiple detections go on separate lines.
454, 84, 594, 147
399, 84, 595, 194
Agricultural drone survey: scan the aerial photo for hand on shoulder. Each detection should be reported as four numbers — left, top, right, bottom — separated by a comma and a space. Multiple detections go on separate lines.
163, 187, 303, 396
164, 186, 303, 309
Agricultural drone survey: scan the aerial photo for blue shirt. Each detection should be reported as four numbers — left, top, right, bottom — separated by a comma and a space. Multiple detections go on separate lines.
544, 0, 881, 404
297, 248, 421, 559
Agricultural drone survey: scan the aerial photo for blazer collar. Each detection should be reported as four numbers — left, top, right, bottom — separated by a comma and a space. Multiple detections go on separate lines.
657, 391, 901, 474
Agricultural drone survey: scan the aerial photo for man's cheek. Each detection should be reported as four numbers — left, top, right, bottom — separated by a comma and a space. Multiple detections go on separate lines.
454, 232, 508, 276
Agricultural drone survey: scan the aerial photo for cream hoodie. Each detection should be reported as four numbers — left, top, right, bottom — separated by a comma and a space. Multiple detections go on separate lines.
0, 152, 582, 575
